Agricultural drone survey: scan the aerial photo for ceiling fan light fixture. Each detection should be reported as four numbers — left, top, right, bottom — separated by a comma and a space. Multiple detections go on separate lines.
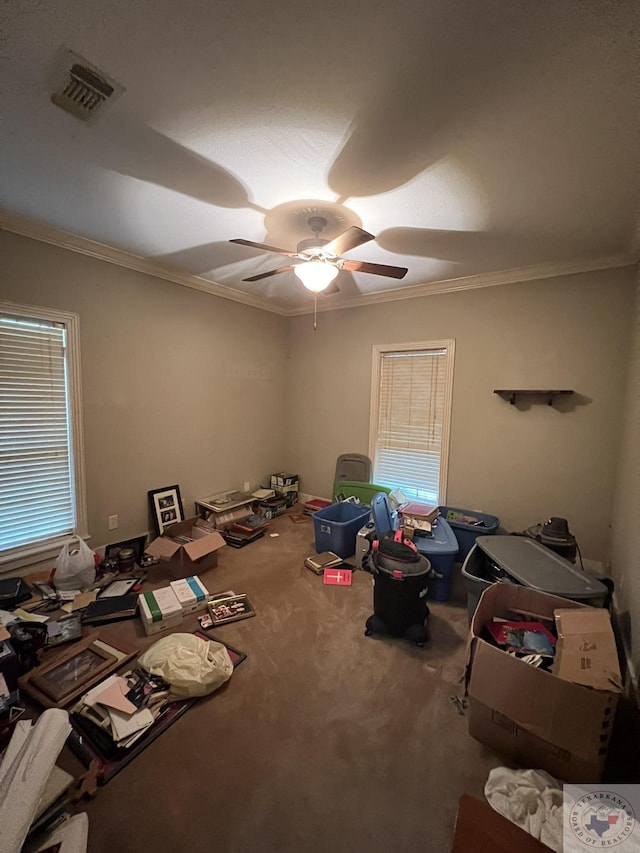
294, 259, 339, 293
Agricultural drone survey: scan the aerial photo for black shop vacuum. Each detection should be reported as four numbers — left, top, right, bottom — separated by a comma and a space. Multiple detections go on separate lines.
523, 516, 578, 563
362, 529, 435, 646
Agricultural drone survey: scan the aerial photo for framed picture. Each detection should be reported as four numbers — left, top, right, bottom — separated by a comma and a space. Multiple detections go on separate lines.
18, 632, 138, 709
104, 534, 148, 564
31, 644, 115, 703
207, 593, 255, 626
148, 485, 184, 535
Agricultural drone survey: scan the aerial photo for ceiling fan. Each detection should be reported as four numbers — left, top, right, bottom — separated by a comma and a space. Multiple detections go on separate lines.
230, 215, 408, 294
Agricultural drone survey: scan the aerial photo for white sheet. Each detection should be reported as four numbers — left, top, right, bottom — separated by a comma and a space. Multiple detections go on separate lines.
0, 709, 72, 853
484, 766, 563, 852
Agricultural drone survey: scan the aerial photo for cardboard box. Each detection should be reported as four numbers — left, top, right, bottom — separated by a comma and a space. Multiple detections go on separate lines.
146, 517, 226, 575
554, 608, 623, 692
169, 575, 209, 615
466, 584, 622, 783
139, 586, 183, 636
270, 473, 298, 489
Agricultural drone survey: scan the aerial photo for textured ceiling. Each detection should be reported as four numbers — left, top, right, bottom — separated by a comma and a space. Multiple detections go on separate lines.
1, 0, 638, 314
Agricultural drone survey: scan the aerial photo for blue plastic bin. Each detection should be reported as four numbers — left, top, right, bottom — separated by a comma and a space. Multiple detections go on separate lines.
413, 517, 459, 601
313, 502, 372, 558
438, 505, 500, 562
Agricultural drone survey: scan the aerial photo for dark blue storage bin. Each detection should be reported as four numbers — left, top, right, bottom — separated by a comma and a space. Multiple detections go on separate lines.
313, 502, 372, 558
413, 517, 459, 601
438, 506, 500, 562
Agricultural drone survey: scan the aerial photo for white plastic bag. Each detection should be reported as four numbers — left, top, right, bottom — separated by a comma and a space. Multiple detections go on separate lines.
137, 633, 233, 700
51, 537, 96, 591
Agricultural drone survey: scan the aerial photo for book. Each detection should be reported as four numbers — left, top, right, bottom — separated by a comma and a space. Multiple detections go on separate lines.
303, 498, 332, 516
231, 514, 268, 533
399, 502, 440, 523
485, 620, 556, 657
222, 529, 265, 548
323, 568, 352, 586
81, 595, 139, 625
304, 551, 343, 575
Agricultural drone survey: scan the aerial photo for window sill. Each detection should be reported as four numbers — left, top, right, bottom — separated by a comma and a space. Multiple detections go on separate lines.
0, 532, 91, 575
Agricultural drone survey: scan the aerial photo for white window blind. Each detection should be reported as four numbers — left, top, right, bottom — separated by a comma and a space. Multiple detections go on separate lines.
1, 307, 85, 561
370, 342, 455, 504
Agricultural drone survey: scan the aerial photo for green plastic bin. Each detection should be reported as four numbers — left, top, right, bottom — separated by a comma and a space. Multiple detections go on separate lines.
332, 481, 391, 505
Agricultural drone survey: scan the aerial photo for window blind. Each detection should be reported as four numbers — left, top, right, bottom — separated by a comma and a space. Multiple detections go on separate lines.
373, 348, 448, 503
0, 313, 76, 553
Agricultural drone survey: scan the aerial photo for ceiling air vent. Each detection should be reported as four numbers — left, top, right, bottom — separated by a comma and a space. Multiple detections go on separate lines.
51, 50, 124, 123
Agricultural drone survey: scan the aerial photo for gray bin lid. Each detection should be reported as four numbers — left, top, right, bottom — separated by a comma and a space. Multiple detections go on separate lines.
473, 535, 608, 599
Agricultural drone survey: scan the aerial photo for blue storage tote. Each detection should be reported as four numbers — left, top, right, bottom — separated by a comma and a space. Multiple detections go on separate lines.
438, 505, 500, 562
413, 517, 459, 601
313, 501, 372, 558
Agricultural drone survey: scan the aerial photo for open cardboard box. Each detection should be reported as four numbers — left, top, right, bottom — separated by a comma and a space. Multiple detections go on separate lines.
146, 517, 226, 577
465, 583, 622, 783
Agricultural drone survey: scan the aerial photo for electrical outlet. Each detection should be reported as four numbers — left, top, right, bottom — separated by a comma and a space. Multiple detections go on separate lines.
243, 481, 250, 493
108, 514, 118, 530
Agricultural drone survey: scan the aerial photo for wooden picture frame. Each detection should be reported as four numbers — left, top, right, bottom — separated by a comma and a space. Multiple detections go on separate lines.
148, 485, 184, 535
18, 632, 138, 709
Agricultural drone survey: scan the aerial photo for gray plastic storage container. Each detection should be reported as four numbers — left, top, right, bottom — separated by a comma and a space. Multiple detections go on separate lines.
461, 535, 608, 621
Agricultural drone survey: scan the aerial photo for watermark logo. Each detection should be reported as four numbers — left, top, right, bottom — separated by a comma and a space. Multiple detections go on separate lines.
565, 786, 639, 851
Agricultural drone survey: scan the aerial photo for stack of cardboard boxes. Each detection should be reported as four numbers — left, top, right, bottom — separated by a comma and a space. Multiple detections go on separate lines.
270, 473, 299, 508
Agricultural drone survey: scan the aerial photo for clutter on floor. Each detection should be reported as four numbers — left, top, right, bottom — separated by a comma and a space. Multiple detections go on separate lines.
0, 465, 630, 852
465, 582, 623, 782
484, 767, 563, 852
0, 708, 89, 853
452, 794, 553, 852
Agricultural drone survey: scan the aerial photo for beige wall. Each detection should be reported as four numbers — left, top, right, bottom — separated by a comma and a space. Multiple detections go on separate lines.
0, 229, 288, 551
287, 266, 636, 563
610, 273, 640, 678
1, 228, 636, 607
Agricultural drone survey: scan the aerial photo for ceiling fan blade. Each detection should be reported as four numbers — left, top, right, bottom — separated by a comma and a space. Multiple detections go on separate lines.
324, 226, 374, 257
339, 259, 408, 279
230, 238, 297, 257
243, 264, 296, 282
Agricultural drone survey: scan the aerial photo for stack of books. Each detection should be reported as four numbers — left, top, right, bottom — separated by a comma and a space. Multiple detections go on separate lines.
254, 495, 287, 520
399, 501, 440, 535
302, 498, 332, 516
222, 514, 269, 548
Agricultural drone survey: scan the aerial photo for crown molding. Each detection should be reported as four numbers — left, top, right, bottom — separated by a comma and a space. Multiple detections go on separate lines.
289, 253, 639, 316
0, 209, 286, 315
2, 209, 636, 318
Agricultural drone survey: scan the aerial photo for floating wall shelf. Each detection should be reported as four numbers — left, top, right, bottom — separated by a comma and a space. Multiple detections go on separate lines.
494, 389, 574, 406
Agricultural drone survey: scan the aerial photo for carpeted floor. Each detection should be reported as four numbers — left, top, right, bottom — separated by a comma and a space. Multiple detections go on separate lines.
55, 511, 635, 852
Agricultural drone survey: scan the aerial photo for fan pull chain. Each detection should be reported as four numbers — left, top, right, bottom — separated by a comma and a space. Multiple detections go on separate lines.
313, 295, 318, 330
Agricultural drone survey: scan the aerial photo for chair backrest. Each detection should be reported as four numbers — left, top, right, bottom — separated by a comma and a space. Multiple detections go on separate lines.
334, 453, 372, 484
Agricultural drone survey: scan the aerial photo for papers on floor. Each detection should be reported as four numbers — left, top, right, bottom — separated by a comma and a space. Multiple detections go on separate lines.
72, 670, 171, 749
11, 608, 49, 623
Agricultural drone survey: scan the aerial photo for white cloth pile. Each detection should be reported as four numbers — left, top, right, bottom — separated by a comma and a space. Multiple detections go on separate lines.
0, 708, 88, 853
484, 766, 563, 852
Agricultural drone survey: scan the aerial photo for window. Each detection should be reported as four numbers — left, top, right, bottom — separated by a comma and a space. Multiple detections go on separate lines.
369, 340, 455, 504
0, 302, 87, 570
